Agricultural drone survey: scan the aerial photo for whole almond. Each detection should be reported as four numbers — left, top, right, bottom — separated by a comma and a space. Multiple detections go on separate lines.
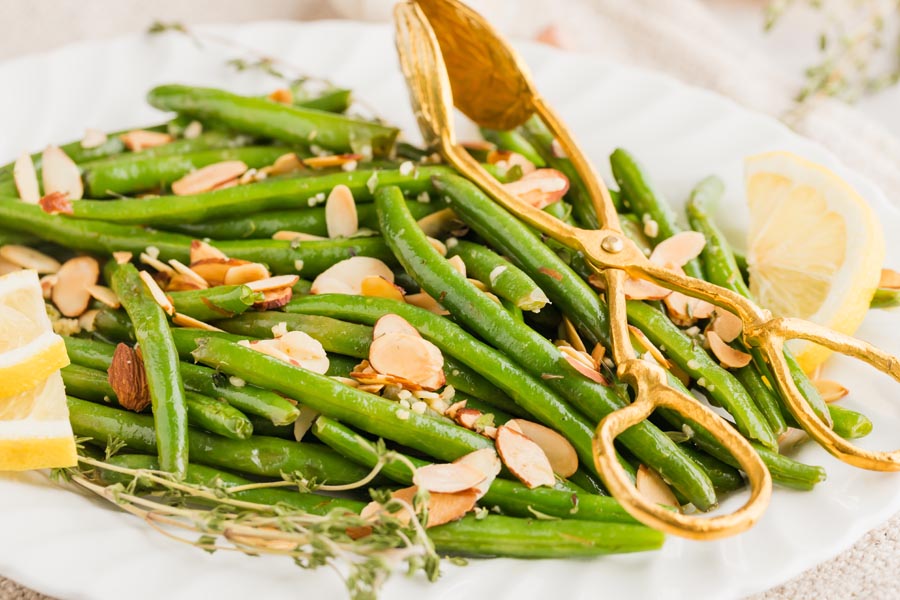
109, 343, 150, 412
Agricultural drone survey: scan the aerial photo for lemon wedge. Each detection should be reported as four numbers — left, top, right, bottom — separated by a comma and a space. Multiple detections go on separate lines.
745, 151, 885, 372
0, 269, 75, 471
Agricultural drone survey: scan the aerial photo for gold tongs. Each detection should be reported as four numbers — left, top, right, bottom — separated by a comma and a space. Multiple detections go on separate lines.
393, 0, 900, 540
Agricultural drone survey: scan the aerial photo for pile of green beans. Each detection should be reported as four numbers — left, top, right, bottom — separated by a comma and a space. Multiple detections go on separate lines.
3, 82, 875, 571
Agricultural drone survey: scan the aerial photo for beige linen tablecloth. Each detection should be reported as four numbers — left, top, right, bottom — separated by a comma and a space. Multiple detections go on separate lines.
2, 0, 899, 598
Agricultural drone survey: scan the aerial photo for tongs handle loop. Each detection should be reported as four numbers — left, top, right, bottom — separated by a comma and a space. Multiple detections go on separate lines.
759, 318, 900, 471
593, 362, 773, 540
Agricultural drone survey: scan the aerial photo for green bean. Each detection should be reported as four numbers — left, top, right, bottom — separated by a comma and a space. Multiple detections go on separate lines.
734, 365, 787, 436
191, 336, 494, 462
217, 311, 523, 415
828, 404, 873, 439
60, 364, 116, 403
312, 417, 635, 524
375, 184, 717, 509
0, 229, 39, 246
326, 354, 359, 377
102, 453, 363, 514
148, 85, 399, 156
619, 213, 653, 255
110, 262, 188, 475
168, 285, 261, 321
678, 445, 745, 494
67, 396, 368, 484
479, 128, 546, 167
610, 148, 704, 280
83, 146, 288, 197
684, 177, 832, 427
0, 200, 394, 277
446, 240, 549, 311
162, 201, 439, 240
62, 166, 450, 225
871, 288, 900, 310
293, 89, 353, 114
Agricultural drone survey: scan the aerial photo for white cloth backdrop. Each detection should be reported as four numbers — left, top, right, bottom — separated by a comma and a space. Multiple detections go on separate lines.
1, 0, 899, 598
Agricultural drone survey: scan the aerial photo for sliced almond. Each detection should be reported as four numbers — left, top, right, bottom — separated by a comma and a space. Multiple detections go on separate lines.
39, 274, 56, 298
664, 291, 716, 326
139, 270, 174, 315
13, 153, 40, 204
879, 268, 900, 289
266, 153, 305, 176
417, 208, 461, 238
310, 257, 394, 295
706, 330, 752, 369
360, 275, 406, 302
51, 256, 99, 317
171, 161, 249, 196
112, 251, 133, 265
405, 292, 449, 315
166, 274, 204, 292
86, 284, 120, 308
0, 257, 22, 276
373, 314, 420, 339
453, 448, 501, 500
622, 277, 671, 301
224, 262, 271, 286
426, 236, 448, 257
814, 379, 849, 403
369, 332, 445, 391
561, 348, 608, 384
253, 287, 293, 310
183, 121, 203, 140
649, 231, 707, 269
245, 275, 299, 292
276, 330, 330, 374
390, 485, 478, 528
324, 184, 358, 239
447, 255, 467, 277
487, 150, 536, 175
41, 146, 83, 200
590, 343, 606, 366
711, 308, 743, 343
190, 240, 228, 264
140, 252, 175, 275
778, 427, 810, 454
292, 406, 321, 441
507, 419, 578, 478
501, 168, 569, 209
627, 325, 670, 367
272, 231, 327, 242
108, 343, 150, 412
454, 408, 483, 430
120, 130, 173, 152
495, 423, 556, 488
78, 308, 100, 331
172, 312, 224, 331
0, 245, 60, 273
412, 462, 486, 493
80, 128, 108, 149
189, 258, 248, 286
38, 191, 73, 215
303, 154, 364, 169
559, 345, 596, 370
268, 88, 293, 104
168, 259, 209, 289
636, 465, 680, 509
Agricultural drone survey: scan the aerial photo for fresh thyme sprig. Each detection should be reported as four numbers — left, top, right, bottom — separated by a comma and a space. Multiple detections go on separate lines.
53, 447, 440, 600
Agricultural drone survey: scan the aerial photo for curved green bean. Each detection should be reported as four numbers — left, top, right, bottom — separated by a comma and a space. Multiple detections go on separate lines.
169, 285, 261, 321
447, 240, 549, 311
828, 404, 873, 439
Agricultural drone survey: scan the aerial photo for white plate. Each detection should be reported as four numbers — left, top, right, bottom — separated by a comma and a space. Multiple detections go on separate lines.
1, 20, 899, 600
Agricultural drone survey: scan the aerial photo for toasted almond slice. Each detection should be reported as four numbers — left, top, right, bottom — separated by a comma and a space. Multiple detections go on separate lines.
447, 255, 467, 277
649, 231, 707, 269
405, 292, 449, 315
277, 330, 330, 374
664, 291, 716, 326
253, 287, 293, 310
272, 231, 327, 242
590, 342, 606, 366
183, 121, 203, 140
303, 154, 364, 169
453, 448, 501, 499
268, 87, 293, 104
369, 332, 445, 391
373, 314, 420, 339
245, 275, 299, 292
120, 130, 173, 152
139, 270, 174, 315
168, 259, 209, 289
0, 245, 61, 273
391, 485, 478, 528
140, 252, 175, 275
113, 251, 133, 265
292, 406, 321, 441
267, 153, 305, 176
487, 150, 536, 175
417, 208, 461, 238
79, 308, 100, 331
460, 140, 495, 153
496, 423, 556, 488
426, 236, 448, 257
166, 274, 203, 292
636, 465, 680, 509
880, 268, 900, 289
39, 274, 56, 299
80, 128, 108, 149
171, 160, 248, 196
52, 256, 100, 317
224, 262, 271, 286
628, 325, 670, 367
87, 284, 120, 308
814, 379, 849, 403
189, 258, 248, 285
706, 330, 752, 368
13, 153, 40, 204
190, 240, 228, 264
467, 277, 488, 291
561, 349, 608, 384
360, 275, 406, 302
623, 277, 671, 300
445, 400, 467, 418
41, 145, 83, 200
38, 191, 73, 215
172, 312, 224, 331
324, 184, 358, 239
507, 419, 578, 478
501, 168, 569, 209
310, 256, 394, 295
778, 427, 810, 454
413, 462, 486, 493
559, 345, 595, 371
454, 408, 483, 430
711, 308, 743, 343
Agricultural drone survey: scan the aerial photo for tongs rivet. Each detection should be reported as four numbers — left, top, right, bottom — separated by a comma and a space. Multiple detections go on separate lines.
601, 235, 625, 254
